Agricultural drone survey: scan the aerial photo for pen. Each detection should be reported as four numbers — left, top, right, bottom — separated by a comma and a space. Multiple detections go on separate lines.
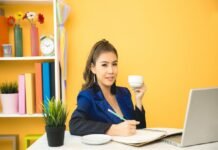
108, 108, 126, 121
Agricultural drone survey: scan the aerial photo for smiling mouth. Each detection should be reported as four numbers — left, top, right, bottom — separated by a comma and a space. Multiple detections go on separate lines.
106, 77, 114, 80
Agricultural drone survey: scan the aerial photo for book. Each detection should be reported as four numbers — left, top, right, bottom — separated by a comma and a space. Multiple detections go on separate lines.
18, 74, 26, 114
42, 62, 51, 109
112, 128, 182, 146
35, 63, 43, 113
25, 73, 35, 114
0, 13, 9, 57
49, 62, 55, 98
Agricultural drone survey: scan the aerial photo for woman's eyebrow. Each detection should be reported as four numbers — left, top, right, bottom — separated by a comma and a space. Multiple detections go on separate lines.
99, 60, 118, 63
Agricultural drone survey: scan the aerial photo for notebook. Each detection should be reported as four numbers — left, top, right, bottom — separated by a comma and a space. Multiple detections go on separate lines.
112, 128, 182, 146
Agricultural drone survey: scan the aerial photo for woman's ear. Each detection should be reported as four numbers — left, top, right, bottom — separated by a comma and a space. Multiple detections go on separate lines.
90, 63, 96, 74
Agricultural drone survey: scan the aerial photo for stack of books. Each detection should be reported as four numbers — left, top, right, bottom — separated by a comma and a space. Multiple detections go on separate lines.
18, 62, 55, 114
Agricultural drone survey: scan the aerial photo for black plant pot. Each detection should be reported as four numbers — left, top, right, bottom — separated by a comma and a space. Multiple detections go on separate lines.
45, 125, 66, 147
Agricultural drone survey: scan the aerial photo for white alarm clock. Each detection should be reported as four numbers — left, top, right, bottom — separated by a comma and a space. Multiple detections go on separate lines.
40, 35, 54, 56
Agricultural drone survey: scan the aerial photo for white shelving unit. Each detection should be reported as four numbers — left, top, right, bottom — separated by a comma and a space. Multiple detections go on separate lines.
0, 0, 60, 118
0, 0, 52, 5
0, 56, 55, 61
0, 113, 43, 117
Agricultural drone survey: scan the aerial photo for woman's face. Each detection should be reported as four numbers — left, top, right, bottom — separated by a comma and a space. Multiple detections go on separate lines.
91, 51, 118, 88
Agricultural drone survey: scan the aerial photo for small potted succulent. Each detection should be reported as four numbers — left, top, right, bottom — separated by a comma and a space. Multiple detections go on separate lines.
43, 97, 67, 147
0, 82, 18, 113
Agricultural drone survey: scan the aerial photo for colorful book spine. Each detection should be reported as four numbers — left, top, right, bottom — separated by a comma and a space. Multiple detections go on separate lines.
25, 73, 35, 114
18, 74, 26, 114
0, 8, 9, 57
50, 62, 55, 98
35, 63, 43, 113
42, 62, 51, 109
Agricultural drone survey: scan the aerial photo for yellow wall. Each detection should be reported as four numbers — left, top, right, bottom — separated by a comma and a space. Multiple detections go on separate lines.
1, 0, 218, 149
66, 0, 218, 127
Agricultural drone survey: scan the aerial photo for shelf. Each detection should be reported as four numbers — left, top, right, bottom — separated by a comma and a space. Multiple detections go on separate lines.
0, 56, 55, 61
0, 0, 52, 5
0, 113, 43, 118
0, 0, 62, 120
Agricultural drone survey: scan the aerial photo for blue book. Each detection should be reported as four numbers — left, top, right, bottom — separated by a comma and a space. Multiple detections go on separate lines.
42, 62, 51, 109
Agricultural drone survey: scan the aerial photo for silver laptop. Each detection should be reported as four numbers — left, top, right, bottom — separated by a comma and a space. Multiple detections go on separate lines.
163, 87, 218, 147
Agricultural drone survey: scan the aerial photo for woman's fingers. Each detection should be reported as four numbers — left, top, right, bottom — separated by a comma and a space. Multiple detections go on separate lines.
125, 120, 139, 135
126, 120, 140, 125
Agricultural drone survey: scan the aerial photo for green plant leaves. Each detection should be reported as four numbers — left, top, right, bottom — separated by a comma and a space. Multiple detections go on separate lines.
0, 82, 18, 93
42, 97, 67, 127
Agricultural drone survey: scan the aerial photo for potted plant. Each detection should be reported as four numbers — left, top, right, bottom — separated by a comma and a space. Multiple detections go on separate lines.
43, 97, 67, 147
0, 82, 18, 114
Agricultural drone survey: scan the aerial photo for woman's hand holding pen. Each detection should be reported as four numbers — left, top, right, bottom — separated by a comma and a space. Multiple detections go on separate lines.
106, 120, 140, 136
132, 83, 147, 110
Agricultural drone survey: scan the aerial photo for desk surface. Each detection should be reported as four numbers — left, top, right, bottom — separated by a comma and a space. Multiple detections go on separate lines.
28, 131, 218, 150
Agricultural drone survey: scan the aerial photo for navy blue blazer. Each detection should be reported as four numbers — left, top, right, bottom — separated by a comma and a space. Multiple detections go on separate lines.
69, 84, 146, 135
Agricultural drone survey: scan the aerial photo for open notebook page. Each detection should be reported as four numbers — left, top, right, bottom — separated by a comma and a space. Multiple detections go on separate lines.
146, 128, 183, 136
112, 129, 166, 144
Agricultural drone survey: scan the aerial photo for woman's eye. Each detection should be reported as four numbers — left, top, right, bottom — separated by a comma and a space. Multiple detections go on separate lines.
113, 63, 117, 66
102, 64, 107, 67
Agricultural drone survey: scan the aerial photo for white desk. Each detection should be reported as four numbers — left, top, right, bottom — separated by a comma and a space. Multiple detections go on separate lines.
28, 131, 218, 150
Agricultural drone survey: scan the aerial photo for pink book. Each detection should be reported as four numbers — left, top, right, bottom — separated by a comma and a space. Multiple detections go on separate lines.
18, 74, 26, 114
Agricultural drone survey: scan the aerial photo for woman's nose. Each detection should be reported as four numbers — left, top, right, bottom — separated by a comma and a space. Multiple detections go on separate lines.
107, 66, 113, 73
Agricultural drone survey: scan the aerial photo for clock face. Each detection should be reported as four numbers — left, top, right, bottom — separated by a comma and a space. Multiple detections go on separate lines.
40, 37, 54, 56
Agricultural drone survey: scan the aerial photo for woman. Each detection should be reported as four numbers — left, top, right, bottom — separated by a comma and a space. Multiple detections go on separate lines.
69, 39, 146, 136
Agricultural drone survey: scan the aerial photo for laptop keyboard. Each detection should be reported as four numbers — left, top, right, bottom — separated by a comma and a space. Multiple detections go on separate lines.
162, 134, 182, 145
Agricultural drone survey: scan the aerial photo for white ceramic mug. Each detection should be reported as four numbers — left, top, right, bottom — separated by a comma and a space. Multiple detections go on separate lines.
128, 75, 144, 88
